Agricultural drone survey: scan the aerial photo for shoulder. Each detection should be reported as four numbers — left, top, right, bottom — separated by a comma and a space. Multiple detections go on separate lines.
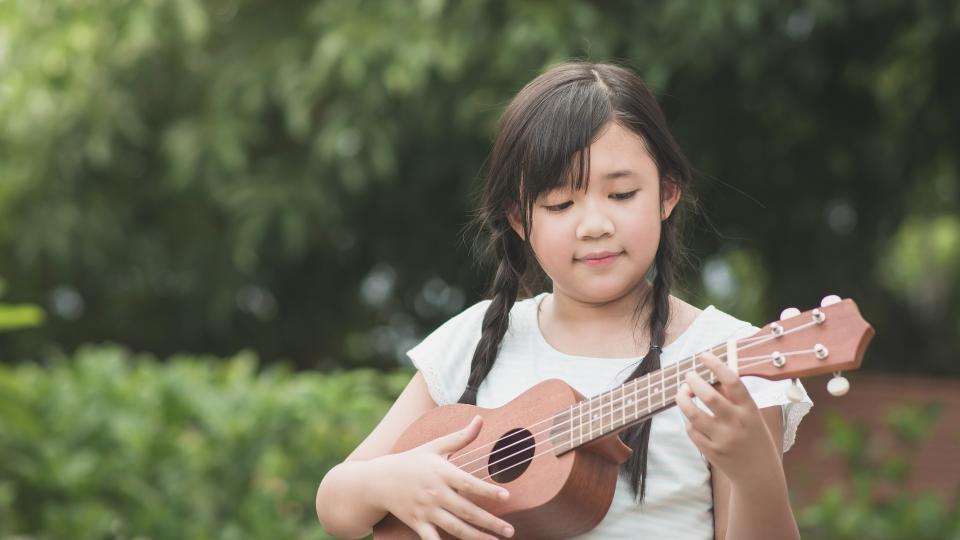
693, 302, 759, 338
666, 297, 761, 354
668, 296, 703, 336
406, 296, 539, 405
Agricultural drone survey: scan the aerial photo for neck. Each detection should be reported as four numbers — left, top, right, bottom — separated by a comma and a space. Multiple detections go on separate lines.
548, 353, 716, 455
548, 281, 655, 328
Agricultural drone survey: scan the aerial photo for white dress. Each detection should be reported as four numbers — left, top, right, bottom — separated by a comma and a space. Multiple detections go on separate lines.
407, 293, 813, 539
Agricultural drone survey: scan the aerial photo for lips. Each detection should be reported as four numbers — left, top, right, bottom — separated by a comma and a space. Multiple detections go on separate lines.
580, 251, 622, 261
578, 251, 623, 266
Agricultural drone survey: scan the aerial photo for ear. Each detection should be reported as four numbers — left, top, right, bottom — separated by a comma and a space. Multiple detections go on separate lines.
660, 178, 682, 221
507, 205, 526, 240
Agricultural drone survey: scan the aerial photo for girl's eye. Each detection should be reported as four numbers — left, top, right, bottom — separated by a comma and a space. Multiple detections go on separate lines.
610, 190, 639, 201
544, 201, 573, 212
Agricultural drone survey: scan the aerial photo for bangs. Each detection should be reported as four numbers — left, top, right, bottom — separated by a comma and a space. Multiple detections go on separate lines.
514, 80, 613, 224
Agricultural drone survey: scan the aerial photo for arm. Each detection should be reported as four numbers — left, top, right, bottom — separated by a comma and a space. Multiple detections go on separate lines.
316, 371, 513, 540
712, 406, 800, 540
675, 352, 800, 540
315, 371, 438, 539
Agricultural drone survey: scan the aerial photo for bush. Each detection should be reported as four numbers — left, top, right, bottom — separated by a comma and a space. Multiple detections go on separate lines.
0, 345, 410, 539
798, 403, 960, 539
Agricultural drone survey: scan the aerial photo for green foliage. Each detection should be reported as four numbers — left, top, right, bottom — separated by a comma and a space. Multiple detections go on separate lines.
699, 247, 768, 325
798, 404, 960, 540
0, 277, 45, 332
0, 0, 957, 371
0, 303, 44, 332
0, 345, 411, 539
879, 215, 960, 321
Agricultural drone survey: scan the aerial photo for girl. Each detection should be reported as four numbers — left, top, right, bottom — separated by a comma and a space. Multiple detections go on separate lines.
316, 61, 812, 540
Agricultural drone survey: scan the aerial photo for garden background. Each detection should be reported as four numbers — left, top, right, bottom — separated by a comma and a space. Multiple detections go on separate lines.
1, 1, 958, 538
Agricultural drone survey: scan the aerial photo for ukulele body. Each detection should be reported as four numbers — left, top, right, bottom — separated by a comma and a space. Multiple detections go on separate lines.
372, 378, 633, 540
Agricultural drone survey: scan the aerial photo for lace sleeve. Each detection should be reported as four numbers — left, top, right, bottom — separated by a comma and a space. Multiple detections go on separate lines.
406, 300, 490, 406
743, 376, 814, 453
781, 397, 813, 453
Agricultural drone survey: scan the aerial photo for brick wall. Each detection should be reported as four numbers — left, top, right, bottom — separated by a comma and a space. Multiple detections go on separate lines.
783, 372, 960, 506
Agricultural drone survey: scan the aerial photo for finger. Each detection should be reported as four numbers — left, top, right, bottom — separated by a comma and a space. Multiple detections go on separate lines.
675, 383, 716, 439
431, 415, 483, 455
447, 467, 511, 503
684, 419, 715, 459
441, 488, 514, 538
684, 370, 735, 421
697, 352, 753, 404
414, 523, 442, 540
433, 508, 500, 540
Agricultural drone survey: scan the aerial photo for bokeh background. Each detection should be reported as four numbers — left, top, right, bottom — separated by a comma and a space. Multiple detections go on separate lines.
1, 1, 958, 538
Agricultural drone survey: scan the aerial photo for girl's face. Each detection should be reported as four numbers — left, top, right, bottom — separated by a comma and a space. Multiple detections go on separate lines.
511, 122, 681, 305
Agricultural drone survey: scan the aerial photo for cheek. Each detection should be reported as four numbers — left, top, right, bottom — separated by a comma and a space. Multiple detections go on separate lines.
528, 218, 573, 265
619, 209, 663, 250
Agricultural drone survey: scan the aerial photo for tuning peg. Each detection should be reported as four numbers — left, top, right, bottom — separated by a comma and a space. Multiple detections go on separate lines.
780, 307, 801, 320
785, 379, 805, 403
820, 294, 842, 307
826, 373, 850, 396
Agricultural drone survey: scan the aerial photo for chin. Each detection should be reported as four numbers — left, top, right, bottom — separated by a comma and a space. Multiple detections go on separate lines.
568, 284, 638, 305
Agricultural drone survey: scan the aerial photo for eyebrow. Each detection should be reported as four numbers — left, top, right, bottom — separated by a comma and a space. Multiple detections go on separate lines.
601, 170, 637, 180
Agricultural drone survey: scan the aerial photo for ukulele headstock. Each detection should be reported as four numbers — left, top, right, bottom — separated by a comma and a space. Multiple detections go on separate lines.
736, 295, 874, 396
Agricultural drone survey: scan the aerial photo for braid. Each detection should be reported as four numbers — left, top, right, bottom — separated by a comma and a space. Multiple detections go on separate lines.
457, 231, 528, 405
618, 214, 678, 501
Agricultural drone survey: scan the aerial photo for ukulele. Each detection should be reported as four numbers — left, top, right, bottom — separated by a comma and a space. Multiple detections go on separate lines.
373, 296, 874, 539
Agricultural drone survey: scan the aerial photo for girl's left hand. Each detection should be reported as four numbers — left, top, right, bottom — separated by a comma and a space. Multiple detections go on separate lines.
676, 351, 781, 488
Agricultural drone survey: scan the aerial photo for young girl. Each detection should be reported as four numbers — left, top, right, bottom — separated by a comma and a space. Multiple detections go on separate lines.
316, 61, 812, 540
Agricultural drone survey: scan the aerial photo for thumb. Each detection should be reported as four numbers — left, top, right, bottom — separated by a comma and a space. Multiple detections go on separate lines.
430, 415, 483, 455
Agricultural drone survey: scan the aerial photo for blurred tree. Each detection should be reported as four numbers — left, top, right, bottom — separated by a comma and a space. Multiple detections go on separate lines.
0, 0, 957, 372
0, 277, 44, 332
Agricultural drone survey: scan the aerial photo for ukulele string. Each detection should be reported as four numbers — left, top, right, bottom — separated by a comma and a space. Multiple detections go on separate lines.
450, 319, 817, 473
447, 335, 758, 468
466, 350, 812, 482
467, 348, 818, 478
451, 323, 815, 472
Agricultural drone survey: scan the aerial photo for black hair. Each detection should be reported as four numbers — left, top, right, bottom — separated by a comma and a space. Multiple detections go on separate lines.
458, 61, 692, 502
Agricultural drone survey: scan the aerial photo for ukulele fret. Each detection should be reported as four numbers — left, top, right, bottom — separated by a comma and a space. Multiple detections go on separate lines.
660, 372, 666, 408
589, 396, 595, 439
579, 400, 585, 446
646, 375, 652, 418
673, 362, 680, 400
604, 391, 611, 434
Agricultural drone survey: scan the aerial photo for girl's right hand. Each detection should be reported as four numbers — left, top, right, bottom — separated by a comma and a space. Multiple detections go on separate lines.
372, 415, 515, 540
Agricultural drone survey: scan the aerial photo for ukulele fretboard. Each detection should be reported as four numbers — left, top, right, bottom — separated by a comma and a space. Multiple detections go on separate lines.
549, 355, 716, 454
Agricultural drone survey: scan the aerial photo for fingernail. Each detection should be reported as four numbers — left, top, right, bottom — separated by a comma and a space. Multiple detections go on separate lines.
503, 525, 514, 537
499, 489, 509, 499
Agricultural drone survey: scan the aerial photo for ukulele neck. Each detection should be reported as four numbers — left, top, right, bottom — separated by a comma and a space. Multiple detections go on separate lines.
549, 355, 716, 454
546, 298, 873, 455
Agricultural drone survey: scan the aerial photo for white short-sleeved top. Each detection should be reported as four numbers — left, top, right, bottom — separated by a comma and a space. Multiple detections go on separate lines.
407, 293, 813, 540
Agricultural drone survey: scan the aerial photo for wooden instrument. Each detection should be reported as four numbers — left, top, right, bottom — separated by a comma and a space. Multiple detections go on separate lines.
373, 296, 874, 539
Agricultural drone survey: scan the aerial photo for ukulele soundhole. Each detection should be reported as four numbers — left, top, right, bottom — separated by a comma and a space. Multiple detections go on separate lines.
488, 428, 535, 483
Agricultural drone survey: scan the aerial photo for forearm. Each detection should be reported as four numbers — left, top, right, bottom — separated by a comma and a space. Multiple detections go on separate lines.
316, 459, 388, 539
724, 463, 800, 540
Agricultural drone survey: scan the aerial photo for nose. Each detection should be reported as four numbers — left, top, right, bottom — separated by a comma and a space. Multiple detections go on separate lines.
575, 200, 614, 240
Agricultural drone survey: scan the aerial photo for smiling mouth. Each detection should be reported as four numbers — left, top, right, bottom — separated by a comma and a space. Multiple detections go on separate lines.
579, 252, 622, 266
